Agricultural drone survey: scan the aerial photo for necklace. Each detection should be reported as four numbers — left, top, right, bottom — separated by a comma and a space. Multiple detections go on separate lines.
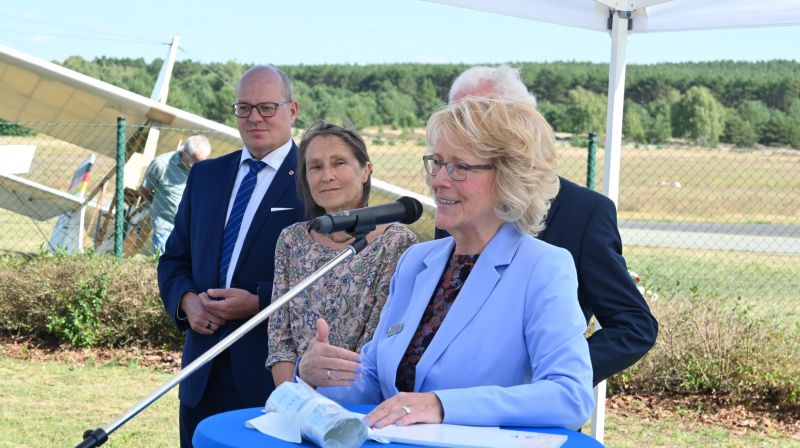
326, 232, 354, 244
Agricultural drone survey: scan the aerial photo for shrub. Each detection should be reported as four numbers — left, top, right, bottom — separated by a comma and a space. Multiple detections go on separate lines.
609, 288, 800, 407
0, 253, 181, 348
46, 275, 109, 347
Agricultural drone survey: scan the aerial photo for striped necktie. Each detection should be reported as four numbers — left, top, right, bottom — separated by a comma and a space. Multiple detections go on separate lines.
219, 158, 267, 288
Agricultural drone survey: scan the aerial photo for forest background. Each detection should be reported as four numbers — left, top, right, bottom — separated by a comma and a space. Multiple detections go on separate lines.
2, 58, 799, 149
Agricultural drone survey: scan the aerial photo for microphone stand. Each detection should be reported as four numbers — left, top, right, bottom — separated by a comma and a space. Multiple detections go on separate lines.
74, 231, 372, 448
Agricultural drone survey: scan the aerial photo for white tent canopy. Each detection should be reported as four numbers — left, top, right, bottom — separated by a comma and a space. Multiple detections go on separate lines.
427, 0, 800, 442
432, 0, 800, 33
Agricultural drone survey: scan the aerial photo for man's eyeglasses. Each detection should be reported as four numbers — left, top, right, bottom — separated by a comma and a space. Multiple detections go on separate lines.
422, 155, 494, 181
232, 100, 291, 119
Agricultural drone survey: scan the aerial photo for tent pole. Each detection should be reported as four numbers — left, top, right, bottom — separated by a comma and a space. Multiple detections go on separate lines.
591, 10, 632, 445
602, 10, 630, 206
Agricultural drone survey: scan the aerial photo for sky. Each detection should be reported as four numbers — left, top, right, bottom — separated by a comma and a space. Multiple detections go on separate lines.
1, 0, 798, 66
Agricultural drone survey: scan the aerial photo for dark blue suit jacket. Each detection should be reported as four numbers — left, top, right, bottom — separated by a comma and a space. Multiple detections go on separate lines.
158, 145, 305, 408
538, 177, 657, 385
436, 177, 657, 385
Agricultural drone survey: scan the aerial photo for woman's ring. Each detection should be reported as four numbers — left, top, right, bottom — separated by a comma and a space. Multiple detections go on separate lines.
402, 406, 412, 416
326, 369, 333, 380
206, 320, 213, 330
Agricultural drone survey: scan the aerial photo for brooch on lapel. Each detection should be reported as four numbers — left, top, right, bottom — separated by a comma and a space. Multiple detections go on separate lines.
289, 170, 295, 176
387, 323, 404, 337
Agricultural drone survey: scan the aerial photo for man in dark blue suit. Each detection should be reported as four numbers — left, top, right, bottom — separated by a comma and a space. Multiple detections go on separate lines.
158, 66, 305, 447
438, 66, 657, 386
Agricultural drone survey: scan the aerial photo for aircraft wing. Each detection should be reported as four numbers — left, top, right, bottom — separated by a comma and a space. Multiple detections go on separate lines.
0, 173, 108, 221
0, 43, 242, 159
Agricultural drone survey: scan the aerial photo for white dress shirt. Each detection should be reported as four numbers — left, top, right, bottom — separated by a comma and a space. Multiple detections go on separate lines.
221, 139, 293, 288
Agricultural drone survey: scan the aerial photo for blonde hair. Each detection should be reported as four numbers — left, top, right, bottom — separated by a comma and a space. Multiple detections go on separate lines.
426, 97, 559, 235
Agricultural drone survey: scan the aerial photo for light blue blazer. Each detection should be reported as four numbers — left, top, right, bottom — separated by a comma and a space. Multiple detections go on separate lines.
318, 223, 595, 428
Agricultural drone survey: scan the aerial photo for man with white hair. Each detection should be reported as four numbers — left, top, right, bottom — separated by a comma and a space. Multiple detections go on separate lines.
141, 134, 212, 255
438, 65, 658, 386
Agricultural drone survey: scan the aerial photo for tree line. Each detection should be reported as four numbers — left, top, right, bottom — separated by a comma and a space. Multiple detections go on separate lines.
4, 58, 800, 148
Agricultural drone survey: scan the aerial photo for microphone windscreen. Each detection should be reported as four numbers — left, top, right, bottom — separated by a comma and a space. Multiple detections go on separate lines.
397, 196, 424, 224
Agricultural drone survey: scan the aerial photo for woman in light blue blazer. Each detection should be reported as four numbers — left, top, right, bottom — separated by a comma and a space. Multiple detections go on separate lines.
298, 97, 595, 429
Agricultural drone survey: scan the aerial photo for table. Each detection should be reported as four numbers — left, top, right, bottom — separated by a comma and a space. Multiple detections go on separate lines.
194, 405, 604, 448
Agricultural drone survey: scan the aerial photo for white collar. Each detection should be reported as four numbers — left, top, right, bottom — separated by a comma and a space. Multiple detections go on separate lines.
241, 138, 293, 171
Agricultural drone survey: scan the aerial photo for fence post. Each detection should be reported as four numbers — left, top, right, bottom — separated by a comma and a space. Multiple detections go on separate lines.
115, 117, 126, 257
587, 132, 597, 190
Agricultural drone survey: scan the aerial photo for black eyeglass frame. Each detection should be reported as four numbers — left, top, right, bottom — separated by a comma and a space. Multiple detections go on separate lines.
231, 100, 292, 119
422, 155, 494, 181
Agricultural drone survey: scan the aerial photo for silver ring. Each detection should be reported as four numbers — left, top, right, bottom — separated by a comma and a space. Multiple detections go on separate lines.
326, 369, 333, 380
206, 320, 213, 330
402, 406, 412, 416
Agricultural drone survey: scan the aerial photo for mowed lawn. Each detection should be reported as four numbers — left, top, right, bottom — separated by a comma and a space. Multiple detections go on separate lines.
1, 356, 797, 448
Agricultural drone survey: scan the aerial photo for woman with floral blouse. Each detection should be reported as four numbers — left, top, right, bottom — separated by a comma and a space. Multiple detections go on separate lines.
267, 121, 416, 385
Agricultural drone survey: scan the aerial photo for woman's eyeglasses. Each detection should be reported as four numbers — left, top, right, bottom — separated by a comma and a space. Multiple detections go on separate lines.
422, 155, 494, 181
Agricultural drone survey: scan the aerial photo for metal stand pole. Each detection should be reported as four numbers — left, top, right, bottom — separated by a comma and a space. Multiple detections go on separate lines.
74, 237, 369, 447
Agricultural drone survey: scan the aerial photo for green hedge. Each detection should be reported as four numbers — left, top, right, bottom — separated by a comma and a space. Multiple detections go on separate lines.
609, 291, 800, 407
0, 253, 180, 348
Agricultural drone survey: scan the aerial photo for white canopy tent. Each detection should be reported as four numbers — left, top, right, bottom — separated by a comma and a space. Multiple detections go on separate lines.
427, 0, 800, 442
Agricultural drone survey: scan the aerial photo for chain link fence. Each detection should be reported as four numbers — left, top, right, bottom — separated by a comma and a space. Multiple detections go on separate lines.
1, 121, 798, 319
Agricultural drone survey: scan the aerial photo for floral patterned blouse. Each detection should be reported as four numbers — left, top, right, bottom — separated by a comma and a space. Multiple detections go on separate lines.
395, 252, 479, 392
266, 221, 417, 368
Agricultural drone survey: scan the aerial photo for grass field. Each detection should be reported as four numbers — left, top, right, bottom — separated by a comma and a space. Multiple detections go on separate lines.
625, 246, 800, 321
367, 140, 800, 224
1, 355, 797, 448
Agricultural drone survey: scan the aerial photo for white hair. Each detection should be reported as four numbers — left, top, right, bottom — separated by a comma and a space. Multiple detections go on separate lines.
448, 65, 537, 107
182, 134, 211, 158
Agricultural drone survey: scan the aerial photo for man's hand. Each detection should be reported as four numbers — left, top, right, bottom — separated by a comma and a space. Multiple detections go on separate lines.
201, 288, 259, 321
179, 291, 227, 335
299, 318, 362, 388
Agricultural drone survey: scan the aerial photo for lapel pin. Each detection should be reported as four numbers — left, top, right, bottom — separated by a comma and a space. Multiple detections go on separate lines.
387, 323, 404, 337
289, 170, 295, 176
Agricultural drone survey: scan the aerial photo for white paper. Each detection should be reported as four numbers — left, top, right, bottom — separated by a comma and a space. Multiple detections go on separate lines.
368, 421, 567, 448
246, 412, 303, 443
245, 380, 367, 448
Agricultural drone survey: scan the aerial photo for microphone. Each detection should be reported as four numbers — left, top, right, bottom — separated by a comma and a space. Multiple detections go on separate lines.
311, 196, 423, 234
